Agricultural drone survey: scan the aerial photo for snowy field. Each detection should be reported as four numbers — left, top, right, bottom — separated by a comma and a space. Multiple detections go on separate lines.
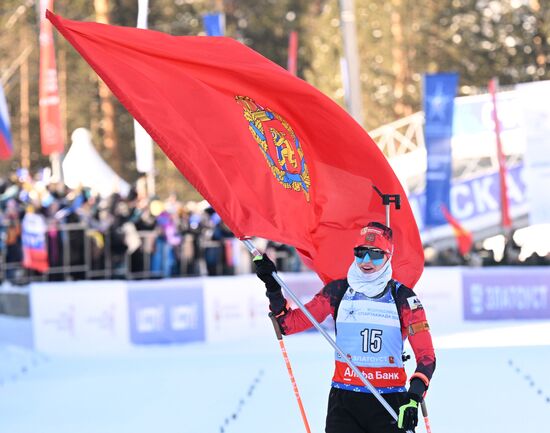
1, 315, 550, 433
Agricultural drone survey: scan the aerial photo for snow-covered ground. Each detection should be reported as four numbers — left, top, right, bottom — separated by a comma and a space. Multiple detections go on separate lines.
1, 314, 549, 433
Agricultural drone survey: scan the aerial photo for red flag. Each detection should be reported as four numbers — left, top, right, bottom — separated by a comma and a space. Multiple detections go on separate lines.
48, 12, 424, 287
488, 78, 512, 231
39, 1, 64, 155
441, 205, 473, 256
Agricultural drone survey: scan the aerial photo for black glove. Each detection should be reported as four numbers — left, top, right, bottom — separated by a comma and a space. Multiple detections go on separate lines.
397, 378, 426, 431
253, 254, 281, 293
397, 393, 419, 431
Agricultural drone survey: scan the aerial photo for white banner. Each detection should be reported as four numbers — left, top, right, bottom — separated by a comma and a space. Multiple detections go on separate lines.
413, 267, 463, 333
517, 80, 550, 225
30, 281, 129, 354
203, 275, 272, 342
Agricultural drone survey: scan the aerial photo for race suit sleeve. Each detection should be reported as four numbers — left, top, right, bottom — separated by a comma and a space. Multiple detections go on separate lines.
395, 284, 436, 389
273, 279, 349, 335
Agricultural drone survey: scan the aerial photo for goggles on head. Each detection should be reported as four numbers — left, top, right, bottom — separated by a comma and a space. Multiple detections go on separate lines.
353, 247, 386, 266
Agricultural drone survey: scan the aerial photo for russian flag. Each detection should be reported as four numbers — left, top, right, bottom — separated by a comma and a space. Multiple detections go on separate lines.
0, 84, 13, 160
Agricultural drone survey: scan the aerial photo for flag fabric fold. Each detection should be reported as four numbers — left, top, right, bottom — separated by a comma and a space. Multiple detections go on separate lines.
47, 11, 424, 287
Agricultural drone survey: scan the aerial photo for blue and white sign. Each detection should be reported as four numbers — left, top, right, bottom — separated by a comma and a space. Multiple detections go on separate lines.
423, 72, 459, 226
463, 268, 550, 320
410, 163, 527, 233
128, 280, 205, 344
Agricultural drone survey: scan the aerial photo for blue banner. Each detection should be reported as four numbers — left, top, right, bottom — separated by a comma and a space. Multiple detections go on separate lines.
128, 280, 205, 344
409, 163, 526, 232
423, 72, 459, 226
463, 268, 550, 320
203, 13, 224, 36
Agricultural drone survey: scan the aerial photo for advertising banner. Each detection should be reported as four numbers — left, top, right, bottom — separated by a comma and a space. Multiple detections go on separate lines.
279, 272, 332, 331
463, 268, 550, 320
39, 0, 64, 155
516, 80, 550, 225
202, 13, 224, 36
128, 279, 205, 345
203, 275, 273, 342
414, 267, 463, 333
409, 163, 527, 233
423, 72, 459, 226
30, 281, 129, 353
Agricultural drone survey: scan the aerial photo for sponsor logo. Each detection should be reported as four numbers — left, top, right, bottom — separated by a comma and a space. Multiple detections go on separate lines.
407, 296, 423, 310
170, 304, 198, 331
463, 271, 550, 320
136, 306, 164, 333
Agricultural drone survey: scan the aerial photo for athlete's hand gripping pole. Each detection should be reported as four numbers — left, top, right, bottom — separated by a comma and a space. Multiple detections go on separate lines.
240, 237, 414, 433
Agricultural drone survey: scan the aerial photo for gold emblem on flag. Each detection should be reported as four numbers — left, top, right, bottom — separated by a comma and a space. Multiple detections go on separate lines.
236, 96, 310, 201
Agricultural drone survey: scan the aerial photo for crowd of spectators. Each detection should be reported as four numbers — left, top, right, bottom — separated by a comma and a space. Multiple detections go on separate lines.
0, 171, 301, 285
1, 170, 548, 285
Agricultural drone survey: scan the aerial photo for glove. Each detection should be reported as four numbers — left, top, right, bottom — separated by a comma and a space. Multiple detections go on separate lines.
397, 394, 419, 431
253, 254, 281, 293
397, 378, 426, 431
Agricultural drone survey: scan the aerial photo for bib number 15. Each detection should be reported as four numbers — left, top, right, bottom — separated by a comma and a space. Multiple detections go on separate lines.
360, 328, 383, 353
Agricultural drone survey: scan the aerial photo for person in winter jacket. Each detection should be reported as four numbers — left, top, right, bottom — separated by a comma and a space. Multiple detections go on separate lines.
254, 222, 435, 433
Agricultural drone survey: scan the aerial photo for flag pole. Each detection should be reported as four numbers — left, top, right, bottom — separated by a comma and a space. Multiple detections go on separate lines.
241, 237, 414, 433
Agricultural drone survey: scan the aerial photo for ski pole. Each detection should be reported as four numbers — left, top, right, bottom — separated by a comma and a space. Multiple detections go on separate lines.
421, 400, 432, 433
268, 312, 312, 433
240, 238, 414, 433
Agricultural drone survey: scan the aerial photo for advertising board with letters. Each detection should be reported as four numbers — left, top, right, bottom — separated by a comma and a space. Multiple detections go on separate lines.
127, 279, 205, 344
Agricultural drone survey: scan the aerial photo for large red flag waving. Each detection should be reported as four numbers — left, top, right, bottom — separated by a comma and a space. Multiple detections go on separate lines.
48, 11, 424, 287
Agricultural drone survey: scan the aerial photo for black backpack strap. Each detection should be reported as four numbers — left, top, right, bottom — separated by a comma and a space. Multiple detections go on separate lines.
331, 279, 350, 323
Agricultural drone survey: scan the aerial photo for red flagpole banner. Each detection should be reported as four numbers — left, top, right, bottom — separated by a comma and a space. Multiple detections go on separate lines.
441, 205, 473, 256
39, 1, 64, 156
488, 78, 512, 231
48, 11, 424, 287
287, 31, 298, 76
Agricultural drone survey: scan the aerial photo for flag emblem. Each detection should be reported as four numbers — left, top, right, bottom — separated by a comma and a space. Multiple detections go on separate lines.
236, 96, 310, 201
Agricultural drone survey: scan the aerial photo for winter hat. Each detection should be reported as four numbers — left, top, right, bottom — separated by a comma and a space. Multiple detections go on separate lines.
355, 222, 394, 255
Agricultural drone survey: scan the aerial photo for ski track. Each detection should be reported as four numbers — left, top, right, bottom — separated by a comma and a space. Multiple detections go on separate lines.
1, 316, 549, 433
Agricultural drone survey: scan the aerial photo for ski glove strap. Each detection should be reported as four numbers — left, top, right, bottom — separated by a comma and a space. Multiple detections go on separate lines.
398, 398, 419, 430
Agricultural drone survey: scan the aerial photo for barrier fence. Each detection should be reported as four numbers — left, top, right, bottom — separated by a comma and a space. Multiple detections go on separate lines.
2, 266, 543, 354
0, 223, 301, 284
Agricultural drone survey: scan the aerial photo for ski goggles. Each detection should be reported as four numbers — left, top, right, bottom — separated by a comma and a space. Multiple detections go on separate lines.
353, 247, 387, 266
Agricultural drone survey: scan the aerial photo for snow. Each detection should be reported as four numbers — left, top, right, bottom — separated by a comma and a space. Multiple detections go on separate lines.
1, 316, 549, 433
